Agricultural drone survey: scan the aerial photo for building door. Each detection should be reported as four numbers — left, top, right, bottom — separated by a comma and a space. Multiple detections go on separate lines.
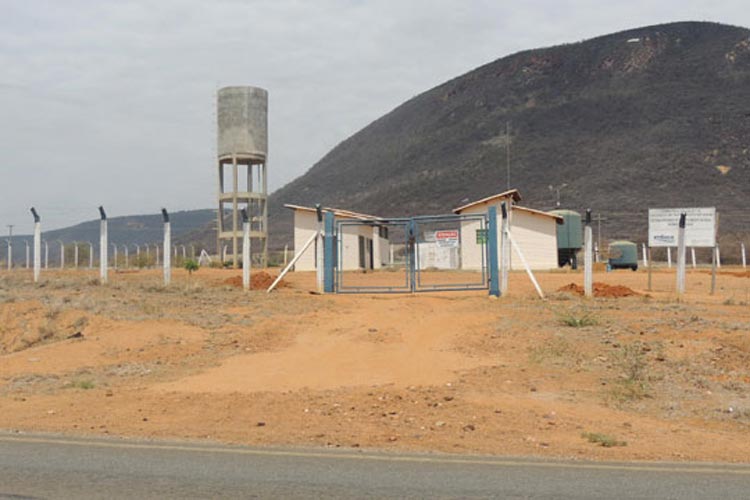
358, 236, 366, 269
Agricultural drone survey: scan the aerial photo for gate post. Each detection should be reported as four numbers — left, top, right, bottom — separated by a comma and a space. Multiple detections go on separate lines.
408, 219, 417, 293
324, 211, 335, 293
488, 206, 500, 297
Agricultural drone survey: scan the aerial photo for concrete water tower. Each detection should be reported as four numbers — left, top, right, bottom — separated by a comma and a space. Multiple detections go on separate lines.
216, 86, 268, 268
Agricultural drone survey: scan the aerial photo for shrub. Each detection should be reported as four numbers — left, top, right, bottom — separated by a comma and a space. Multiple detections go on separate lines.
557, 310, 598, 328
582, 432, 627, 447
184, 259, 199, 275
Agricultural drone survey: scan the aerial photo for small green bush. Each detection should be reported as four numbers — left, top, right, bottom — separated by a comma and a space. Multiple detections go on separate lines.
71, 379, 95, 390
557, 310, 598, 328
184, 259, 199, 275
582, 432, 627, 447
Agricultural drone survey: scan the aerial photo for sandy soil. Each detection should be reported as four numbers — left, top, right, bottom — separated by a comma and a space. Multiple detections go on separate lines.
1, 266, 749, 462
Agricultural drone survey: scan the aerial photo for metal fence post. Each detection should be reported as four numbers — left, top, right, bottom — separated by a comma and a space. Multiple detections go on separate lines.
488, 206, 500, 297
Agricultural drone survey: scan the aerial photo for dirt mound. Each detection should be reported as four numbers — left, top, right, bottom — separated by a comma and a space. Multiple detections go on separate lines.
724, 271, 750, 278
700, 270, 750, 278
223, 271, 288, 290
557, 282, 639, 298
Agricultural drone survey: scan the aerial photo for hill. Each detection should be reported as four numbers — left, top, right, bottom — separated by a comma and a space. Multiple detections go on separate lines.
267, 21, 750, 249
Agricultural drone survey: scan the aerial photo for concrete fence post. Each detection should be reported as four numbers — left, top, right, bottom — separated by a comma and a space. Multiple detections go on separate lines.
500, 202, 509, 295
58, 241, 65, 269
676, 213, 686, 296
241, 208, 250, 292
31, 208, 41, 283
5, 235, 11, 271
162, 209, 171, 286
99, 206, 108, 284
584, 209, 593, 298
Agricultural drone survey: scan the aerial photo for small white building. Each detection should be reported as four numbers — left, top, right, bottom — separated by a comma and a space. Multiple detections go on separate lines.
454, 189, 562, 271
285, 204, 390, 271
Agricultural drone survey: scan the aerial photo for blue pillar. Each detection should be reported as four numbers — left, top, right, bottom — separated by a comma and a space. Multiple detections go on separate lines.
488, 206, 500, 297
324, 211, 335, 293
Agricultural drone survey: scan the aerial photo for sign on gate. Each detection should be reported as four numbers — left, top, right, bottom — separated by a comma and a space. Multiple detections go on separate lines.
434, 230, 459, 248
476, 229, 488, 244
648, 207, 717, 247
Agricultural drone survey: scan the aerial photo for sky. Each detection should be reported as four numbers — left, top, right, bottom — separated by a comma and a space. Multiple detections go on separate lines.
1, 0, 748, 233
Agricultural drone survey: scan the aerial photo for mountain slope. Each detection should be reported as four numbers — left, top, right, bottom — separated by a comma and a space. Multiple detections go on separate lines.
268, 21, 750, 247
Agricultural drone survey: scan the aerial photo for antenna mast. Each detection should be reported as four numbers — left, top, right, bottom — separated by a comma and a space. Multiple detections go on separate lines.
505, 121, 511, 190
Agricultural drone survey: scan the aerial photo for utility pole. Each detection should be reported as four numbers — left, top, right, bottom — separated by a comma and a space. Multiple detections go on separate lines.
6, 224, 14, 270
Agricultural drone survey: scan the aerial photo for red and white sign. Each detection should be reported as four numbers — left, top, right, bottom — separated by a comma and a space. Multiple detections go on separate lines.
434, 230, 459, 248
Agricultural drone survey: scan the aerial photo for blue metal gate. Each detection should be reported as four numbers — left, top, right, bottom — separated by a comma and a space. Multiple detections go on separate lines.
329, 208, 499, 295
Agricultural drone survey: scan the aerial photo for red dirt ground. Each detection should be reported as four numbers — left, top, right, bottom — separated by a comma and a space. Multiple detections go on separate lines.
1, 267, 750, 462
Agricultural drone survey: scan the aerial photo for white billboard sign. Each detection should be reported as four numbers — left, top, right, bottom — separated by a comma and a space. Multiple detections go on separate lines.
648, 208, 716, 248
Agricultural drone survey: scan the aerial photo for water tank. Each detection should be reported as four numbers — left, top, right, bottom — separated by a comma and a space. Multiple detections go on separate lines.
551, 210, 582, 249
550, 209, 582, 268
608, 240, 638, 270
217, 86, 268, 160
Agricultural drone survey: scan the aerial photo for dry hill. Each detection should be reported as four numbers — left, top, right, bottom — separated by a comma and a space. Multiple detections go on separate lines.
268, 21, 750, 248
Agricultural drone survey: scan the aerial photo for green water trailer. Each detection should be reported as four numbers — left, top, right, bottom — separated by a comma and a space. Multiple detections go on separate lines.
608, 240, 638, 271
550, 209, 582, 269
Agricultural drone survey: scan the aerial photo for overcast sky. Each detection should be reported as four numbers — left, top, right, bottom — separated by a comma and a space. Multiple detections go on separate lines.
1, 0, 747, 232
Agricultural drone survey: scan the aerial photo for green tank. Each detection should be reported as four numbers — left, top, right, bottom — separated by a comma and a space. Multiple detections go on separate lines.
550, 209, 582, 269
608, 240, 638, 271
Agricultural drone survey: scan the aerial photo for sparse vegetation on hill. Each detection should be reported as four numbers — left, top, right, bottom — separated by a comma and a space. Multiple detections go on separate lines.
266, 21, 750, 248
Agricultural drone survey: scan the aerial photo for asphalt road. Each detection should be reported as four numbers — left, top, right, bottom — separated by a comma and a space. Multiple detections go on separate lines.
1, 432, 750, 499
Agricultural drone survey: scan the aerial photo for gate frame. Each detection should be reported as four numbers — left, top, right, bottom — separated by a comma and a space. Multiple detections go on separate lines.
326, 207, 499, 296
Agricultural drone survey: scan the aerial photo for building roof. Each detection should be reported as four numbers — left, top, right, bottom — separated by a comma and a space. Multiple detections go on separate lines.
452, 189, 522, 213
284, 204, 382, 221
514, 205, 564, 223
